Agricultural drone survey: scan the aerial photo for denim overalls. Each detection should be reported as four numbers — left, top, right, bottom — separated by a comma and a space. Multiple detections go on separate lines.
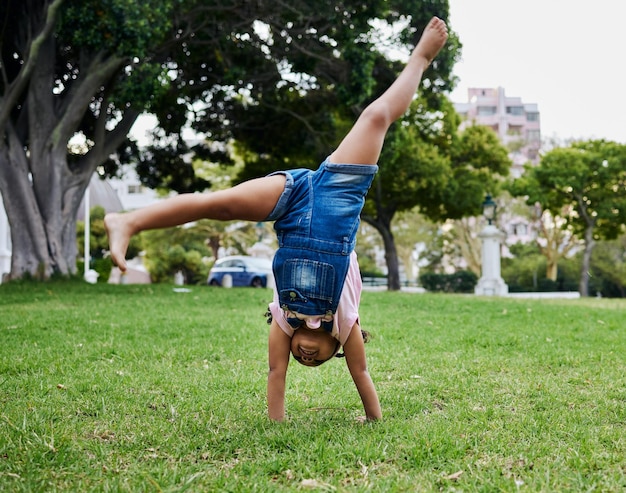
265, 159, 378, 317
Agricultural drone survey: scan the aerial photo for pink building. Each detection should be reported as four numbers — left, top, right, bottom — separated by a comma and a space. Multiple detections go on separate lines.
454, 87, 543, 251
454, 87, 541, 178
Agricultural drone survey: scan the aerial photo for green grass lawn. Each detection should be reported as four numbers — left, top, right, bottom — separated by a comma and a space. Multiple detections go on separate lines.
1, 281, 625, 492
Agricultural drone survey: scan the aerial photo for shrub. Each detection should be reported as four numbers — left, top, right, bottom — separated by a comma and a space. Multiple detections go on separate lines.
502, 250, 580, 293
419, 270, 477, 293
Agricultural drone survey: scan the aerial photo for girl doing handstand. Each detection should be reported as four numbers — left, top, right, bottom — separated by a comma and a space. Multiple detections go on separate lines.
105, 17, 448, 421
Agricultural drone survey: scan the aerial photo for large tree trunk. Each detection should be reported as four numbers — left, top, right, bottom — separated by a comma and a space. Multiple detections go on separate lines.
362, 214, 401, 291
0, 133, 52, 278
0, 21, 131, 280
0, 123, 88, 279
380, 225, 401, 291
546, 259, 558, 282
579, 224, 595, 297
5, 33, 90, 278
362, 175, 403, 290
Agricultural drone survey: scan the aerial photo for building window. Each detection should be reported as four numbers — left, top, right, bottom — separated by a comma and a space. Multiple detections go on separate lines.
477, 106, 497, 116
526, 129, 541, 142
510, 223, 528, 236
526, 112, 540, 122
506, 106, 524, 116
127, 184, 143, 194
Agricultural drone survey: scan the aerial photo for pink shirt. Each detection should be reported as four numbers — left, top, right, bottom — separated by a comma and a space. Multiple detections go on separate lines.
269, 251, 362, 346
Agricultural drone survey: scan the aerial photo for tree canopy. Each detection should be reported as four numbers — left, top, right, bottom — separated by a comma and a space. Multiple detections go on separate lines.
362, 99, 511, 289
1, 0, 460, 280
1, 0, 181, 278
509, 139, 626, 296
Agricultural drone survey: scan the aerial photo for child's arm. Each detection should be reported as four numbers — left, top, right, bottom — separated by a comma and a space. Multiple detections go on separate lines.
343, 322, 382, 421
267, 320, 291, 421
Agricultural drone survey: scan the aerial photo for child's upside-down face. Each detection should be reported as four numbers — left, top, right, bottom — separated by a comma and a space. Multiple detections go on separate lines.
290, 328, 339, 366
285, 311, 339, 367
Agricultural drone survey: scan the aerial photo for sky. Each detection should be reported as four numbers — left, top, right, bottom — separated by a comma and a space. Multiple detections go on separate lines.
447, 0, 626, 143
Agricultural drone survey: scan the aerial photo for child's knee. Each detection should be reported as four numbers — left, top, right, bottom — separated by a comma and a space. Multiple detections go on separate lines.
360, 103, 393, 132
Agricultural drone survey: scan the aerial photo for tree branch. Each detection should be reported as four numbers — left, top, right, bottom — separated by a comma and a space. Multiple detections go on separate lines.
52, 52, 125, 147
0, 0, 65, 126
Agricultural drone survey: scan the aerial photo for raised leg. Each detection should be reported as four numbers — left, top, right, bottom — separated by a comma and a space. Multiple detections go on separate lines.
105, 174, 286, 271
329, 16, 448, 166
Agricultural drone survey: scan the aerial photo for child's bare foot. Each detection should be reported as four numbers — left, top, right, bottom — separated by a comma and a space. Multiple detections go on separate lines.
414, 16, 448, 65
104, 212, 131, 272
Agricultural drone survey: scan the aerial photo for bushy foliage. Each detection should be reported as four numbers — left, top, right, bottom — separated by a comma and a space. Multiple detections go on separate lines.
58, 0, 179, 59
419, 270, 477, 293
502, 242, 577, 293
589, 233, 626, 297
508, 139, 626, 296
141, 227, 211, 284
76, 258, 113, 283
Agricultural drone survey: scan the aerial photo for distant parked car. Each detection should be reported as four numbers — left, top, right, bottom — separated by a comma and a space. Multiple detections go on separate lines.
207, 255, 274, 288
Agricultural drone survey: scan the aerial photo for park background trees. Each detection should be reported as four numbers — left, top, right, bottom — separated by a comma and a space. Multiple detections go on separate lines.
1, 0, 464, 281
3, 1, 624, 295
509, 140, 626, 296
361, 100, 510, 289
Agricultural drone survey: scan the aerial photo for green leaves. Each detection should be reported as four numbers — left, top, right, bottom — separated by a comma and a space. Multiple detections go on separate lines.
59, 0, 177, 58
508, 139, 626, 295
371, 101, 511, 223
512, 140, 626, 239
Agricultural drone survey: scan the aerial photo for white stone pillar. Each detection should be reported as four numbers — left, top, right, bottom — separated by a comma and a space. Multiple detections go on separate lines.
475, 225, 508, 296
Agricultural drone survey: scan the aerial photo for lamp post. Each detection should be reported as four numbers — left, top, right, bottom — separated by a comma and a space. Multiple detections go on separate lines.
482, 193, 496, 225
475, 194, 508, 296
